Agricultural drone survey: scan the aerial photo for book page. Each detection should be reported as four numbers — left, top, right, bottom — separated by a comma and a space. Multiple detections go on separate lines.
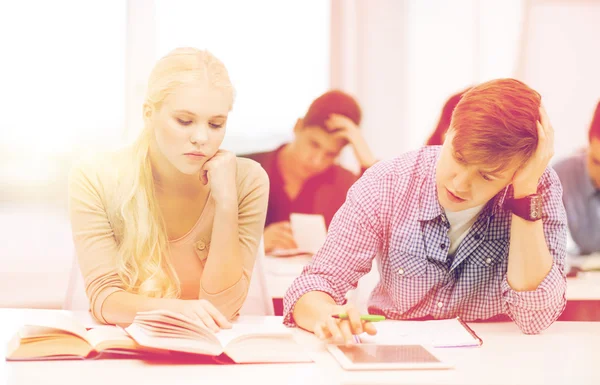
215, 322, 292, 347
19, 312, 89, 341
86, 325, 138, 352
218, 322, 311, 364
125, 323, 222, 356
124, 311, 303, 361
358, 318, 481, 348
132, 310, 217, 341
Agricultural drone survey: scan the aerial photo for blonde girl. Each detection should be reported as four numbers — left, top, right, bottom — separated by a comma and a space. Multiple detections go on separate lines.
68, 48, 269, 329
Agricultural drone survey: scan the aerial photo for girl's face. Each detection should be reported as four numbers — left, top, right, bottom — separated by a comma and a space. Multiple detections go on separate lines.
148, 81, 231, 176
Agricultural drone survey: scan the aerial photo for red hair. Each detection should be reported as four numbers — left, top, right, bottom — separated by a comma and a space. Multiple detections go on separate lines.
303, 90, 362, 131
450, 78, 541, 172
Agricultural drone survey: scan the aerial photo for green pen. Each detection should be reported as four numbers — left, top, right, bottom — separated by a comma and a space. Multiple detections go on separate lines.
331, 313, 386, 322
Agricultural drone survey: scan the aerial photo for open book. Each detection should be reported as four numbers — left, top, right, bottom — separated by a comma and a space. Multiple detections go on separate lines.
124, 310, 312, 364
6, 312, 139, 360
357, 317, 483, 348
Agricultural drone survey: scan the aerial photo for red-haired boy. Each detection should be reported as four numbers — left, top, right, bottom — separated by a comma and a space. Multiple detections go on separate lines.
285, 79, 566, 337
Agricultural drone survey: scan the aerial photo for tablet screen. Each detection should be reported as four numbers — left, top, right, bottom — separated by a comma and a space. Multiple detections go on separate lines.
337, 344, 441, 364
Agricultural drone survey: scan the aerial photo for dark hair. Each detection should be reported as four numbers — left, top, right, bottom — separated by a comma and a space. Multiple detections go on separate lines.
589, 101, 600, 142
303, 90, 362, 130
426, 88, 469, 146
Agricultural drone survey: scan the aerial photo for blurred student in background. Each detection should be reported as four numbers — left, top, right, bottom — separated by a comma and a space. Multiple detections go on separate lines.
554, 101, 600, 255
244, 90, 377, 253
69, 48, 268, 327
426, 89, 469, 146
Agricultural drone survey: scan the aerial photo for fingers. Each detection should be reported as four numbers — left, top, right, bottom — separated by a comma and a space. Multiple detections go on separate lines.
313, 321, 326, 339
536, 120, 554, 159
538, 106, 555, 153
198, 311, 220, 332
363, 321, 378, 335
314, 320, 334, 341
327, 113, 352, 126
200, 170, 208, 185
338, 321, 356, 345
539, 106, 551, 133
536, 120, 546, 143
266, 222, 297, 249
186, 305, 219, 332
201, 301, 232, 329
325, 113, 351, 133
345, 306, 363, 335
270, 239, 297, 250
325, 317, 344, 343
277, 230, 297, 249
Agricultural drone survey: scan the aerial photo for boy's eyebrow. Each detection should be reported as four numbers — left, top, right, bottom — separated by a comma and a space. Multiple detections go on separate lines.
479, 166, 506, 178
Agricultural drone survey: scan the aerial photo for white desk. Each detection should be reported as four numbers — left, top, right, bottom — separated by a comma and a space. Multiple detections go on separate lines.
263, 254, 312, 298
1, 308, 599, 385
567, 272, 600, 300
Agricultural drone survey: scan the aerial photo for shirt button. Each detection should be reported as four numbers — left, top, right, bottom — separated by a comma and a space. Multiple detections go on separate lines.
485, 257, 492, 265
474, 233, 481, 240
397, 268, 405, 275
440, 243, 446, 250
437, 302, 443, 308
197, 242, 206, 251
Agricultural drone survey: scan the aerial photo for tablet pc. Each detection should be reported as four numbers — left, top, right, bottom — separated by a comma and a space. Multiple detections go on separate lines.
327, 344, 453, 370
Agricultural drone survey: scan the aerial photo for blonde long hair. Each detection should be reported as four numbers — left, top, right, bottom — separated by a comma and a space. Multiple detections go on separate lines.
113, 48, 235, 298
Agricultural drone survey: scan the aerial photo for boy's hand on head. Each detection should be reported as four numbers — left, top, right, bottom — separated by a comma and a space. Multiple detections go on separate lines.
512, 106, 555, 197
326, 113, 377, 169
325, 113, 361, 142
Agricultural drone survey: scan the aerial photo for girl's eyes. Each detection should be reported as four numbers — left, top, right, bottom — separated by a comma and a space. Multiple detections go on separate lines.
177, 118, 192, 126
176, 118, 223, 129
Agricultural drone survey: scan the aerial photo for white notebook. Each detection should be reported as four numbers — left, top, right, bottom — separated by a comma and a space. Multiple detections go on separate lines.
290, 213, 327, 254
358, 317, 483, 348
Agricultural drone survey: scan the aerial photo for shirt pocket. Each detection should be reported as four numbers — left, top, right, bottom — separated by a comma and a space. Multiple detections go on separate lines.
385, 249, 430, 312
193, 238, 211, 266
464, 238, 509, 319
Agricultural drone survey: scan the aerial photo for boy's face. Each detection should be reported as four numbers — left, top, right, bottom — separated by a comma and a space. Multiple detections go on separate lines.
287, 120, 348, 180
587, 137, 600, 189
436, 131, 520, 212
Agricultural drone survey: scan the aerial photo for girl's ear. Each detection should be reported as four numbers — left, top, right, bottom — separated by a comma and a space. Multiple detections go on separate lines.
143, 103, 155, 124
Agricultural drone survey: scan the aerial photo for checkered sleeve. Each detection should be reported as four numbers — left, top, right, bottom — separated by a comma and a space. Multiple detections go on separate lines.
502, 167, 568, 334
283, 166, 386, 327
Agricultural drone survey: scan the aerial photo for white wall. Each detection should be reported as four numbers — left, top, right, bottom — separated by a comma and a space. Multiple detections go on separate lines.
517, 0, 600, 161
332, 0, 524, 161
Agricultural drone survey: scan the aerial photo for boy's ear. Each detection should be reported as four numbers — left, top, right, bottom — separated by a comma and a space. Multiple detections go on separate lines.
293, 118, 304, 133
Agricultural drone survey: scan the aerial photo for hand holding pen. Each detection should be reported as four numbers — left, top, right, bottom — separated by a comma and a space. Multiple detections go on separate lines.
313, 304, 385, 346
